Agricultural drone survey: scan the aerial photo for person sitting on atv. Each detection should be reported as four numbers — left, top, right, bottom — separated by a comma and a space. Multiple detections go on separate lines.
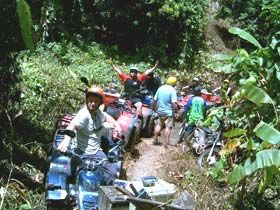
110, 57, 159, 118
141, 72, 163, 96
57, 86, 122, 185
178, 86, 207, 143
182, 77, 202, 94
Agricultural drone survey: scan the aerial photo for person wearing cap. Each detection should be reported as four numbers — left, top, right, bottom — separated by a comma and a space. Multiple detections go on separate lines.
109, 57, 159, 118
182, 77, 202, 94
152, 76, 179, 148
141, 72, 163, 96
57, 85, 122, 185
177, 86, 207, 143
212, 78, 232, 104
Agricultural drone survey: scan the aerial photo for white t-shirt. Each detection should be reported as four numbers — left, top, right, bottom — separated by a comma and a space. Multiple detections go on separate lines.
72, 105, 105, 154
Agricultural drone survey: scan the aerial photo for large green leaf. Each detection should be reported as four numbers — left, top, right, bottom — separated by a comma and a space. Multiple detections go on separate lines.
275, 62, 280, 80
228, 150, 280, 184
223, 128, 247, 138
242, 85, 274, 105
258, 167, 278, 194
16, 0, 35, 51
212, 63, 233, 73
254, 121, 280, 144
212, 53, 232, 61
229, 27, 262, 49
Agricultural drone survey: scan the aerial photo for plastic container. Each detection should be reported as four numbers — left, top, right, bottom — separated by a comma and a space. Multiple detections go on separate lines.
127, 178, 177, 210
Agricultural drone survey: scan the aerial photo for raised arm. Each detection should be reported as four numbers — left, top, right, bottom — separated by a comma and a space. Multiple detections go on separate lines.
144, 60, 159, 75
109, 57, 122, 75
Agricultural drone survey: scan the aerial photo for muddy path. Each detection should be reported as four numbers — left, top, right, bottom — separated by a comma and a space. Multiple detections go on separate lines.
123, 124, 183, 181
122, 122, 231, 210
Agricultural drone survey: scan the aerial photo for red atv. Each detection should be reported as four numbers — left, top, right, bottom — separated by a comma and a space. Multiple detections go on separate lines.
138, 89, 155, 138
103, 92, 142, 152
201, 89, 220, 107
177, 89, 220, 122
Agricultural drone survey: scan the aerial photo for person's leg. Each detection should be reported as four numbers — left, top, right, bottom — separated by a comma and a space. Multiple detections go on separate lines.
165, 127, 172, 145
134, 101, 143, 118
95, 150, 118, 185
153, 117, 162, 145
164, 116, 174, 146
185, 124, 194, 140
154, 124, 161, 140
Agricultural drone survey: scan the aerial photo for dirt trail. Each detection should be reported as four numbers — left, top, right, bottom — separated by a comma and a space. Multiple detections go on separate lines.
124, 124, 182, 181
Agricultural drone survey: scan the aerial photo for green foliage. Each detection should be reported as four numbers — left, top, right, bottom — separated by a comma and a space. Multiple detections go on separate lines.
18, 41, 163, 132
223, 128, 247, 138
0, 178, 44, 210
229, 27, 262, 49
32, 0, 207, 68
16, 0, 35, 51
209, 27, 280, 208
217, 0, 280, 45
228, 150, 280, 190
254, 121, 280, 145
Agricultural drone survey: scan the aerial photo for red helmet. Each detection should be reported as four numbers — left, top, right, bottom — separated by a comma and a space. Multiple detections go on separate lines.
86, 86, 104, 103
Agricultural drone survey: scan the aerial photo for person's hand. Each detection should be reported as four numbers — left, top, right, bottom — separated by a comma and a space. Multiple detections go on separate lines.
114, 125, 122, 137
57, 138, 71, 153
175, 113, 179, 120
182, 86, 189, 90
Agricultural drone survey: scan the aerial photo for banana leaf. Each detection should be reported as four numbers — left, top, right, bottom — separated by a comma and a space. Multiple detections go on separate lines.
223, 128, 247, 138
275, 62, 280, 80
258, 166, 280, 193
212, 53, 232, 61
254, 121, 280, 145
242, 85, 274, 105
228, 150, 280, 184
212, 63, 233, 73
229, 27, 262, 49
16, 0, 34, 51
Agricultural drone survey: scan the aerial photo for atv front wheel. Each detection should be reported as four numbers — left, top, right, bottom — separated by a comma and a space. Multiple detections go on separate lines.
197, 147, 220, 170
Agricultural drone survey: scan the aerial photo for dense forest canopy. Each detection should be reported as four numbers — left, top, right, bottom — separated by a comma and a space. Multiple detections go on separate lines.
0, 0, 279, 209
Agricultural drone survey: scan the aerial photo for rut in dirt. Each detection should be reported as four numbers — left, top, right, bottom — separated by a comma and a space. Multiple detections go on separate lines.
124, 125, 182, 181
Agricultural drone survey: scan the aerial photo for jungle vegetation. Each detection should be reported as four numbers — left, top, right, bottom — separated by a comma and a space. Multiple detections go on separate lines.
0, 0, 279, 209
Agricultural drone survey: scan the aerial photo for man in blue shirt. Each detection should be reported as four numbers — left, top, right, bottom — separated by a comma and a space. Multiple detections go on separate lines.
153, 76, 179, 148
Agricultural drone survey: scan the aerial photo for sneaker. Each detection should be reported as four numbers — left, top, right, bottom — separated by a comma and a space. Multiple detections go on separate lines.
152, 139, 161, 145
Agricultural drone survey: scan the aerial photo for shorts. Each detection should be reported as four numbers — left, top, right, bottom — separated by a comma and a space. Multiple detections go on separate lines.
155, 115, 174, 128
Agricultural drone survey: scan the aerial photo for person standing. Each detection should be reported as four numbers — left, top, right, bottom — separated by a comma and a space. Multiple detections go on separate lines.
153, 76, 179, 148
57, 86, 122, 185
109, 58, 159, 118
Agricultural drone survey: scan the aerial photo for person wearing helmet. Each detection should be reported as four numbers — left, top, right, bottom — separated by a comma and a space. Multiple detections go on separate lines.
57, 86, 122, 185
152, 76, 179, 148
141, 72, 163, 96
178, 86, 207, 143
110, 58, 159, 118
212, 78, 232, 104
182, 76, 202, 94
